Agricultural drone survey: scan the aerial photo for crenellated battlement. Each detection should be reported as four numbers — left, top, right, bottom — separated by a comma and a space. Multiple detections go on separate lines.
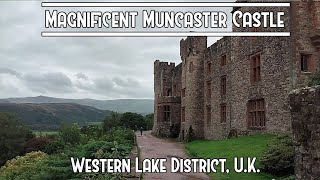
154, 60, 176, 75
180, 36, 207, 61
205, 37, 231, 60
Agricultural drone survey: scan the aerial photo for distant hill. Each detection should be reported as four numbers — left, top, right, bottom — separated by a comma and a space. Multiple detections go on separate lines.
0, 99, 9, 103
4, 96, 154, 114
0, 103, 112, 131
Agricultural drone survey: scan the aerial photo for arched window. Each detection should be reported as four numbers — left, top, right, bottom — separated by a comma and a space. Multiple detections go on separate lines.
189, 62, 194, 73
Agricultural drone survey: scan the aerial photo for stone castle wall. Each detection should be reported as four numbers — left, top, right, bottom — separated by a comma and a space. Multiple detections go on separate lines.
289, 86, 320, 180
230, 4, 292, 137
204, 37, 232, 139
291, 1, 320, 87
153, 0, 320, 140
180, 37, 207, 139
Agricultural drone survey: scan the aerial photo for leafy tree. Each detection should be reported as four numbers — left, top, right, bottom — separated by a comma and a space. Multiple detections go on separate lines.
119, 112, 145, 130
103, 112, 121, 131
44, 139, 65, 154
101, 127, 135, 145
59, 123, 81, 145
80, 124, 102, 138
0, 112, 34, 166
24, 137, 51, 153
144, 113, 154, 130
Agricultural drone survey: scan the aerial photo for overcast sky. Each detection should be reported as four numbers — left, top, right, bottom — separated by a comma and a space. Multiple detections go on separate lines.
0, 0, 233, 100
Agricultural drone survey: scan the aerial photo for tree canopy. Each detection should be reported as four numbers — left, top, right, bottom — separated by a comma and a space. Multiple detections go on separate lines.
0, 112, 34, 166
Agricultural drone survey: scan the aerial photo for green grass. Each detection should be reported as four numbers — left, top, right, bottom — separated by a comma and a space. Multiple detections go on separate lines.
186, 134, 281, 180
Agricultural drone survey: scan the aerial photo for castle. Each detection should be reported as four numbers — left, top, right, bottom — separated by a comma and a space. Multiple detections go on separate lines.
152, 1, 320, 140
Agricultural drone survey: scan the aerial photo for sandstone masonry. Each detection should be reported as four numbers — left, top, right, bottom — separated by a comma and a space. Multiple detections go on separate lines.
153, 0, 320, 140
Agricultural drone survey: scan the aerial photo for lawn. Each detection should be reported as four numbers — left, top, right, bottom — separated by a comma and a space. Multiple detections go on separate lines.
186, 134, 281, 180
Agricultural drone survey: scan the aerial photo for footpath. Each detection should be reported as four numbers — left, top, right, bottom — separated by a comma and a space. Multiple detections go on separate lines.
135, 131, 210, 180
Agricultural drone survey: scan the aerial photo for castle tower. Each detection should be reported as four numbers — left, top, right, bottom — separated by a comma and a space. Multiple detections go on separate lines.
180, 36, 207, 140
153, 60, 182, 137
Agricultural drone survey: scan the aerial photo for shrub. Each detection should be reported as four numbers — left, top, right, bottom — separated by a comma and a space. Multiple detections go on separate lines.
187, 126, 196, 142
260, 134, 294, 176
43, 133, 59, 140
82, 141, 114, 158
24, 137, 51, 153
44, 139, 65, 154
59, 123, 81, 145
80, 124, 102, 138
111, 128, 135, 145
82, 140, 131, 159
0, 151, 47, 180
103, 112, 121, 131
308, 73, 320, 86
144, 113, 154, 130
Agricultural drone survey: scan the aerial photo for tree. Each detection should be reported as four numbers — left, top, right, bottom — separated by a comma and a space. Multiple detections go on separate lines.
80, 124, 102, 137
144, 113, 154, 130
24, 137, 51, 153
102, 112, 121, 132
59, 123, 81, 145
119, 112, 145, 130
0, 112, 34, 166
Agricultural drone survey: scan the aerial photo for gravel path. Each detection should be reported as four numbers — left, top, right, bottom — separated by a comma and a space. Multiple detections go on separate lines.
136, 131, 210, 180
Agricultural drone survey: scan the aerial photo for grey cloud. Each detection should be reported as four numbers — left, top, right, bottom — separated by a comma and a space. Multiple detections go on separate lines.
93, 76, 152, 98
93, 77, 116, 92
113, 77, 140, 88
0, 0, 233, 100
0, 67, 21, 77
76, 73, 88, 80
22, 72, 74, 93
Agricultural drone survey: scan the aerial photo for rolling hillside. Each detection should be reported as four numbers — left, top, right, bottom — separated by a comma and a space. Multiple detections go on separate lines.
4, 96, 154, 113
0, 103, 112, 130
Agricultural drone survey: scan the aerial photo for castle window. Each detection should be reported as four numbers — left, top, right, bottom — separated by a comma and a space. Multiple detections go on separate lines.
164, 105, 170, 122
301, 54, 310, 72
250, 54, 261, 83
207, 62, 212, 74
221, 76, 227, 96
248, 99, 266, 129
220, 104, 226, 123
221, 54, 227, 67
181, 107, 185, 122
167, 88, 172, 96
189, 62, 194, 73
207, 81, 211, 100
182, 88, 186, 98
207, 106, 211, 125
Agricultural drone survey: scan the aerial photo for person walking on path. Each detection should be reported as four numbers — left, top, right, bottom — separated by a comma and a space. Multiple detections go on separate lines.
139, 127, 143, 136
